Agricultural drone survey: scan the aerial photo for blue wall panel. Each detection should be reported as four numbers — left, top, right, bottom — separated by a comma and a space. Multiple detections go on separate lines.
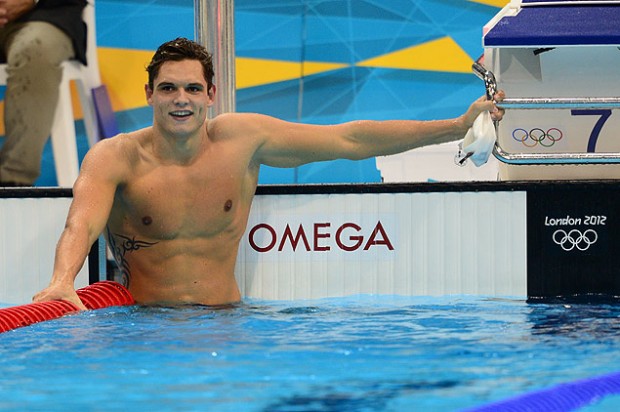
21, 0, 502, 186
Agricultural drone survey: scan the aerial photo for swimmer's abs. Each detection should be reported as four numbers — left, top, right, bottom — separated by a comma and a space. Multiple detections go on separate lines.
127, 274, 242, 306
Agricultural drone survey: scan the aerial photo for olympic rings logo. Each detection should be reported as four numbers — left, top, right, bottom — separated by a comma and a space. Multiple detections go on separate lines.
552, 229, 598, 252
512, 128, 563, 147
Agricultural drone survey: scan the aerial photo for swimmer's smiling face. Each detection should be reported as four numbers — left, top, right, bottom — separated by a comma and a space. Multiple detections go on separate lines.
146, 59, 215, 139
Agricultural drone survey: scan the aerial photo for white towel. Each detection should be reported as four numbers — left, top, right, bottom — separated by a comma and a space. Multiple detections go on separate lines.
461, 110, 496, 167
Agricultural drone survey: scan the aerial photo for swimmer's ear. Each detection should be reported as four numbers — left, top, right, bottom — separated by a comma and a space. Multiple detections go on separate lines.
207, 85, 216, 106
145, 84, 154, 106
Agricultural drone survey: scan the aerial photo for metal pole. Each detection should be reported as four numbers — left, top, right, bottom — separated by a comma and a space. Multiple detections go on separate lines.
493, 145, 620, 165
194, 0, 236, 116
496, 97, 620, 110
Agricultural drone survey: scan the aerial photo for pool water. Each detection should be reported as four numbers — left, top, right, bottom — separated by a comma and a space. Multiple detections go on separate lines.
2, 295, 620, 411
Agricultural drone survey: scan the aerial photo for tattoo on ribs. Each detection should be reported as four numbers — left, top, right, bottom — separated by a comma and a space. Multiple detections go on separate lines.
107, 228, 159, 287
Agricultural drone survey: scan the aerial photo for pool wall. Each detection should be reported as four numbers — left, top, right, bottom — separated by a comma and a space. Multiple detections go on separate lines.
0, 189, 94, 304
239, 181, 620, 301
2, 180, 619, 304
236, 185, 527, 299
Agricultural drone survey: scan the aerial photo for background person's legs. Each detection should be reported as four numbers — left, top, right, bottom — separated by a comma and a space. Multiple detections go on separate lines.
0, 22, 75, 186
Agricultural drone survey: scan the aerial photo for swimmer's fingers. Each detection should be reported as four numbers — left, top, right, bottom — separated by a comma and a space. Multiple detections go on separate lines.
462, 90, 506, 129
64, 293, 88, 311
490, 90, 505, 122
478, 90, 505, 122
33, 284, 88, 311
493, 90, 505, 103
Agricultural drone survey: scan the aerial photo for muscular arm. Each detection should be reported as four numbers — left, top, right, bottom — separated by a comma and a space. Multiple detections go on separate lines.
250, 94, 502, 168
33, 139, 123, 308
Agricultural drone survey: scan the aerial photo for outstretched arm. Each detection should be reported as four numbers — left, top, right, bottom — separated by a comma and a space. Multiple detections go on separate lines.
251, 92, 504, 168
32, 140, 123, 309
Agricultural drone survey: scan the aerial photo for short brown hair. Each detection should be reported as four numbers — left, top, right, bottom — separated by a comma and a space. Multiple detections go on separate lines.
146, 37, 215, 91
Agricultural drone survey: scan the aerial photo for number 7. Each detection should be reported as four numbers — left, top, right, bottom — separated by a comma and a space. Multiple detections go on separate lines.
571, 109, 612, 152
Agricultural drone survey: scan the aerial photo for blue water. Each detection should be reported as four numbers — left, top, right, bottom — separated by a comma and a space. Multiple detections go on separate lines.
2, 295, 620, 411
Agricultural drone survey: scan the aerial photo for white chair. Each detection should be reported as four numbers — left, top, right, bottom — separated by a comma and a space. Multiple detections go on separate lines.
0, 1, 102, 187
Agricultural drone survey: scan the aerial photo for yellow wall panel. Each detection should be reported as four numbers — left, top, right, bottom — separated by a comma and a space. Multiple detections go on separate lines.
98, 47, 153, 112
469, 0, 509, 7
357, 37, 473, 73
236, 57, 346, 89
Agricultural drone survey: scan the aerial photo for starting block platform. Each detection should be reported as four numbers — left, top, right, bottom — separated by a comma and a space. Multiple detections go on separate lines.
479, 0, 620, 180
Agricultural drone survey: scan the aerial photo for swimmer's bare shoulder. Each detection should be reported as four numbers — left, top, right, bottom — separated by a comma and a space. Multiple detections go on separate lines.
207, 112, 277, 144
80, 128, 152, 184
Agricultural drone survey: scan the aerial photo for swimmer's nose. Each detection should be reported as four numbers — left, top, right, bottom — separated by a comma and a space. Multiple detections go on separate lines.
173, 89, 191, 106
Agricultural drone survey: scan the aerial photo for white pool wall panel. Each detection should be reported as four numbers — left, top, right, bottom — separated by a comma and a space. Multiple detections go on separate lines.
236, 191, 527, 300
0, 190, 527, 304
0, 197, 89, 304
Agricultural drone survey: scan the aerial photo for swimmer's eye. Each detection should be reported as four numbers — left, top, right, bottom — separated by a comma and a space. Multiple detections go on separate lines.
158, 84, 176, 92
157, 84, 204, 94
186, 85, 204, 94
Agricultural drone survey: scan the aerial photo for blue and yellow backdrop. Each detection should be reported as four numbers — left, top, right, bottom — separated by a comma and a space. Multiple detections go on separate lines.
1, 0, 507, 186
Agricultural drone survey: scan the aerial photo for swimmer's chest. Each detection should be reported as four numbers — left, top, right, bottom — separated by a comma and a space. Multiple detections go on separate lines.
117, 164, 248, 238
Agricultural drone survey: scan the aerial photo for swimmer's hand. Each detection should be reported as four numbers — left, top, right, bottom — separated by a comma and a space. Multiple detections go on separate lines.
32, 283, 88, 311
0, 0, 38, 27
462, 91, 505, 129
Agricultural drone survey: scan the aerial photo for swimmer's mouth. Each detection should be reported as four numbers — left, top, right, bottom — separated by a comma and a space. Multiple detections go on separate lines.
170, 110, 193, 119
